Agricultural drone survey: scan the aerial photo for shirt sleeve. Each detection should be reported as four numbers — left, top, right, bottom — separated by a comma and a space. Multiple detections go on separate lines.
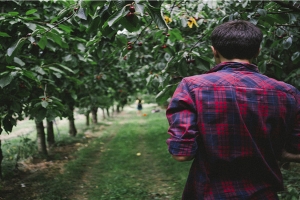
166, 78, 199, 156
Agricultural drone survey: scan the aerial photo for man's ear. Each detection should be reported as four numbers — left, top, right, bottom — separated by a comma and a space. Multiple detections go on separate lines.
211, 46, 220, 58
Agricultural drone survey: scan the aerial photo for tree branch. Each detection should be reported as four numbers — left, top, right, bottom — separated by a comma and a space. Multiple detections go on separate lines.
275, 24, 300, 27
272, 1, 300, 12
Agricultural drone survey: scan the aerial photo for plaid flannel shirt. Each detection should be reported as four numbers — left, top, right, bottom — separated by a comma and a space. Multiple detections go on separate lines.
166, 62, 300, 199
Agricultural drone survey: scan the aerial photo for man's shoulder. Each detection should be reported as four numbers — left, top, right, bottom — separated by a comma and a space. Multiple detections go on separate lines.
264, 76, 300, 96
183, 73, 217, 82
182, 72, 229, 87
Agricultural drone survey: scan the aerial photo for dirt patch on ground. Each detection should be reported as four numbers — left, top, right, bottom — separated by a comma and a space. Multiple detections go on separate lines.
0, 122, 115, 200
0, 138, 89, 200
0, 106, 158, 200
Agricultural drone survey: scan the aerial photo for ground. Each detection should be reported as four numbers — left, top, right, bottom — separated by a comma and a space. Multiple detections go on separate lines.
0, 114, 114, 200
0, 138, 89, 199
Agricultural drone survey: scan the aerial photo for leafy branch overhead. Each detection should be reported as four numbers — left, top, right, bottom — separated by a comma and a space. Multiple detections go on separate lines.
0, 0, 300, 137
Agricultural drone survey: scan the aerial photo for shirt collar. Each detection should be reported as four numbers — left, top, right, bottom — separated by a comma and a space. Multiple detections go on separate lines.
207, 62, 259, 73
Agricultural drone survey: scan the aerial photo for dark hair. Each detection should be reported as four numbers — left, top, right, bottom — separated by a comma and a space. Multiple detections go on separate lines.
211, 20, 263, 60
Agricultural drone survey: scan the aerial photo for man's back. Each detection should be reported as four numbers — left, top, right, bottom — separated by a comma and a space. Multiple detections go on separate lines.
166, 62, 300, 199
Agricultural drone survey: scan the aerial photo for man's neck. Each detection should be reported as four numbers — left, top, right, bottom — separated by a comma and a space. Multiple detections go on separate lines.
220, 58, 250, 64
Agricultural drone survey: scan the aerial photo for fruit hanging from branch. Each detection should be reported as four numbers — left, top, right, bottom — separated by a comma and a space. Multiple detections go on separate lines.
129, 5, 135, 13
126, 12, 134, 18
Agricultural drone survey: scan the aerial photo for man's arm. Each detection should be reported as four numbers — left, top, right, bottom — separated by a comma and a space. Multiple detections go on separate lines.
172, 155, 195, 162
281, 149, 300, 163
166, 79, 199, 160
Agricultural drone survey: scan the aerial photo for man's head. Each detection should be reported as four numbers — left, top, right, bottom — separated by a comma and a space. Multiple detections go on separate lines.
211, 20, 263, 62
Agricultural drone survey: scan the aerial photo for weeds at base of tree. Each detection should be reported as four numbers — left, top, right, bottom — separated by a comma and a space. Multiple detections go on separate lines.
278, 168, 300, 199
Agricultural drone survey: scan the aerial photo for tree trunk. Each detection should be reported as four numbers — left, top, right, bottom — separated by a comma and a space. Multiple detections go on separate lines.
117, 105, 120, 113
85, 111, 90, 126
35, 120, 48, 156
102, 108, 106, 120
68, 105, 77, 137
69, 119, 77, 137
46, 121, 55, 147
106, 107, 110, 117
91, 107, 98, 124
112, 105, 115, 117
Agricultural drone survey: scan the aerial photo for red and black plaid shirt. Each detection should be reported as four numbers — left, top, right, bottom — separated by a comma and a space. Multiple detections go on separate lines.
166, 62, 300, 199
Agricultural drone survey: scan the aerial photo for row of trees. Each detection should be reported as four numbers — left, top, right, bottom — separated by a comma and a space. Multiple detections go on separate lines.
1, 0, 299, 179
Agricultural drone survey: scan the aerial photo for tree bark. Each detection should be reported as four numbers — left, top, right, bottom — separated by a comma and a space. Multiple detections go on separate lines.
46, 121, 55, 147
35, 120, 48, 156
102, 108, 106, 120
117, 105, 120, 113
68, 105, 77, 137
91, 107, 98, 124
85, 111, 90, 126
112, 105, 115, 117
69, 118, 77, 137
106, 107, 110, 117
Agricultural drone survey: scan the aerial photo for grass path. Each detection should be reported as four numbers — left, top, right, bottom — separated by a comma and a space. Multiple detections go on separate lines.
1, 104, 300, 199
0, 104, 190, 200
66, 106, 191, 200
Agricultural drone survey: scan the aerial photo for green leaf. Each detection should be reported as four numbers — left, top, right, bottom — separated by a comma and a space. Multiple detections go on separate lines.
57, 7, 71, 20
156, 84, 177, 105
112, 0, 125, 9
101, 26, 118, 39
291, 52, 300, 63
47, 32, 67, 48
13, 57, 25, 66
38, 36, 47, 50
34, 107, 47, 122
22, 70, 39, 81
257, 9, 267, 17
11, 101, 22, 112
3, 115, 15, 133
77, 8, 87, 20
135, 3, 145, 16
63, 55, 73, 62
0, 72, 17, 88
71, 92, 77, 100
0, 32, 11, 37
26, 9, 37, 15
146, 3, 169, 30
58, 24, 73, 34
55, 64, 75, 74
50, 17, 59, 24
169, 28, 183, 41
8, 12, 19, 16
41, 101, 49, 108
283, 37, 292, 49
86, 16, 101, 33
107, 6, 127, 27
258, 60, 266, 74
7, 38, 27, 57
49, 67, 65, 74
119, 16, 141, 32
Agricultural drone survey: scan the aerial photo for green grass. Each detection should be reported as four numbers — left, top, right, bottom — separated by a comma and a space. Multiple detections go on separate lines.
27, 105, 191, 200
84, 109, 191, 200
2, 104, 300, 199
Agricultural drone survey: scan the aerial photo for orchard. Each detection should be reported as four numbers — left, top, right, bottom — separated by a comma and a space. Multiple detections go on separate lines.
0, 0, 300, 188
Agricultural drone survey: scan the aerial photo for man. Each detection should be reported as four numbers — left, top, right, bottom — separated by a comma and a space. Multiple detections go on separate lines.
166, 20, 300, 199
